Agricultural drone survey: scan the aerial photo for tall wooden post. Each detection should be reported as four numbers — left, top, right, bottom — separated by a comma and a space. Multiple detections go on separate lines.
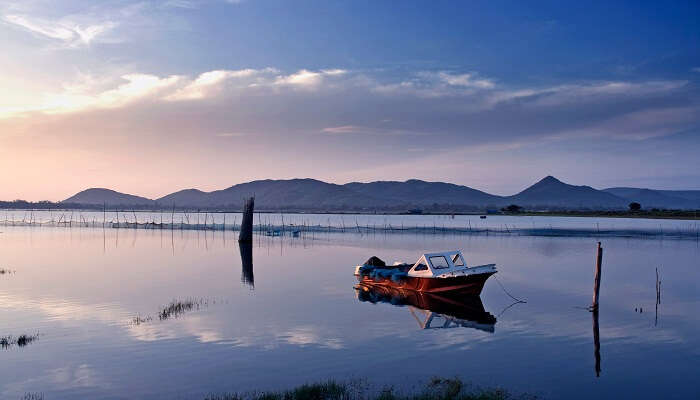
238, 196, 255, 243
592, 242, 603, 310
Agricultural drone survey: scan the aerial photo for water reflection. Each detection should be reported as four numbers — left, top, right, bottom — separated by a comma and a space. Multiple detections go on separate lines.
592, 309, 601, 377
1, 226, 699, 400
355, 284, 496, 333
239, 241, 254, 288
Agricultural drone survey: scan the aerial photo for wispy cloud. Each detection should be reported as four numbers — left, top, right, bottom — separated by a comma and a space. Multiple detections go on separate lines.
0, 67, 350, 117
3, 14, 116, 47
163, 0, 200, 9
273, 69, 347, 88
436, 72, 495, 89
320, 125, 424, 136
371, 70, 496, 98
215, 132, 246, 137
1, 66, 695, 149
0, 73, 182, 118
167, 68, 278, 100
548, 105, 700, 141
484, 80, 688, 108
692, 67, 700, 73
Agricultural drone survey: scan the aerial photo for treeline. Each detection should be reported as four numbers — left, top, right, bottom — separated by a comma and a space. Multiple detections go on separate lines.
506, 209, 700, 219
2, 199, 697, 216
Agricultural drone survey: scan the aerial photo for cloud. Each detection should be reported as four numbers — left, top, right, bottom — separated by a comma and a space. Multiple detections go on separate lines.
3, 14, 116, 47
273, 69, 347, 88
371, 70, 496, 98
166, 68, 346, 101
0, 67, 352, 117
0, 73, 182, 118
163, 0, 200, 9
693, 67, 700, 73
436, 72, 495, 89
320, 125, 425, 136
215, 132, 246, 137
485, 80, 688, 109
167, 68, 278, 100
1, 66, 696, 152
550, 105, 700, 140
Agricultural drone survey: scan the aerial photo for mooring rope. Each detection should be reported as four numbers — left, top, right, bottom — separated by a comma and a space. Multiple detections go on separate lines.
493, 275, 527, 303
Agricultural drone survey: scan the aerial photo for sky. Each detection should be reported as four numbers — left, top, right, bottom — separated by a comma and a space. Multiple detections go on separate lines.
1, 0, 699, 201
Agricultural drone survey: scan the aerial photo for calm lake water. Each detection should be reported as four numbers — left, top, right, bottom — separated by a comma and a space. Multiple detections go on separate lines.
4, 210, 700, 233
1, 222, 699, 399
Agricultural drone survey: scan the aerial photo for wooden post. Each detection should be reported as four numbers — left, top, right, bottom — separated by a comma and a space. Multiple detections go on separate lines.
592, 242, 603, 310
238, 196, 255, 242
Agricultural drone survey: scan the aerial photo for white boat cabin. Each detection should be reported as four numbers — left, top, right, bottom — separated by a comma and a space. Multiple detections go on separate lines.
407, 250, 496, 278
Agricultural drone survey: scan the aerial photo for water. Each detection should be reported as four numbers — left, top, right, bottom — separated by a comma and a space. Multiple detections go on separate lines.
0, 223, 699, 399
4, 210, 700, 238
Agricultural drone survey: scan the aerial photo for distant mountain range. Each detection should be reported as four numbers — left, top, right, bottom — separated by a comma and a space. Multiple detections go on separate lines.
61, 176, 700, 211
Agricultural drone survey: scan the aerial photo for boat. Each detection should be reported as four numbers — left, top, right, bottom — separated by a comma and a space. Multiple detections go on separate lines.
354, 284, 496, 332
354, 250, 496, 296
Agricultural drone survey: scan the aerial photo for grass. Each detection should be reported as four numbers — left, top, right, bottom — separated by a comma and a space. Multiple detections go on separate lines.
131, 315, 153, 325
1, 334, 39, 349
158, 298, 209, 321
203, 378, 535, 400
127, 298, 212, 326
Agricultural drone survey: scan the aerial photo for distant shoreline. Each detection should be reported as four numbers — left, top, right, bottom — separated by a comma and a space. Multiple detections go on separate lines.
1, 208, 698, 220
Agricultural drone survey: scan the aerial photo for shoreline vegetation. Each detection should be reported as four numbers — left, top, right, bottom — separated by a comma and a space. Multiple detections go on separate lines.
1, 205, 699, 220
203, 378, 536, 400
20, 379, 535, 400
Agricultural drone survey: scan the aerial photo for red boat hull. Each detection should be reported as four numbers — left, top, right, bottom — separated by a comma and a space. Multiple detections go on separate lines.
357, 271, 495, 296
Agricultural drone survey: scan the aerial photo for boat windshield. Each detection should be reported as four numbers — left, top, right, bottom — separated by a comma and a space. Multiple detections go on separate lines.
429, 256, 450, 269
452, 254, 465, 267
414, 263, 428, 271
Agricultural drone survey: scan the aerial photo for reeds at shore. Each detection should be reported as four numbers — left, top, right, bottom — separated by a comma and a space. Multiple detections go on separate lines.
202, 377, 535, 400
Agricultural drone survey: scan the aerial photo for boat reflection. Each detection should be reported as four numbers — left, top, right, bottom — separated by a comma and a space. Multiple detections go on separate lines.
354, 284, 496, 333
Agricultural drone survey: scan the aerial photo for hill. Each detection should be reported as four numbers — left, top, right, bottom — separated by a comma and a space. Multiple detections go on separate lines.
63, 188, 154, 207
603, 187, 700, 209
60, 176, 700, 211
156, 179, 390, 210
344, 179, 504, 208
508, 176, 627, 209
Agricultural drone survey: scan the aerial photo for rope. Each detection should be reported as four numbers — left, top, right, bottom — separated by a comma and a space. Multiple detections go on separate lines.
497, 300, 524, 318
493, 275, 527, 303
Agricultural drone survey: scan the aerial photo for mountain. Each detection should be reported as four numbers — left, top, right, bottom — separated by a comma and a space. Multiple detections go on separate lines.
156, 179, 389, 210
63, 188, 154, 207
658, 190, 700, 202
156, 189, 209, 207
344, 179, 503, 207
508, 176, 628, 209
603, 187, 700, 209
62, 176, 699, 211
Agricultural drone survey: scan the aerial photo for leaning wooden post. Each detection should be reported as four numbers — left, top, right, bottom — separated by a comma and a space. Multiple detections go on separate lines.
238, 196, 255, 242
592, 242, 603, 310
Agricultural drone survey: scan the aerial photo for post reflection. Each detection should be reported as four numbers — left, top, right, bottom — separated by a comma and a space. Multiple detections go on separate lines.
239, 241, 254, 288
592, 309, 601, 377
